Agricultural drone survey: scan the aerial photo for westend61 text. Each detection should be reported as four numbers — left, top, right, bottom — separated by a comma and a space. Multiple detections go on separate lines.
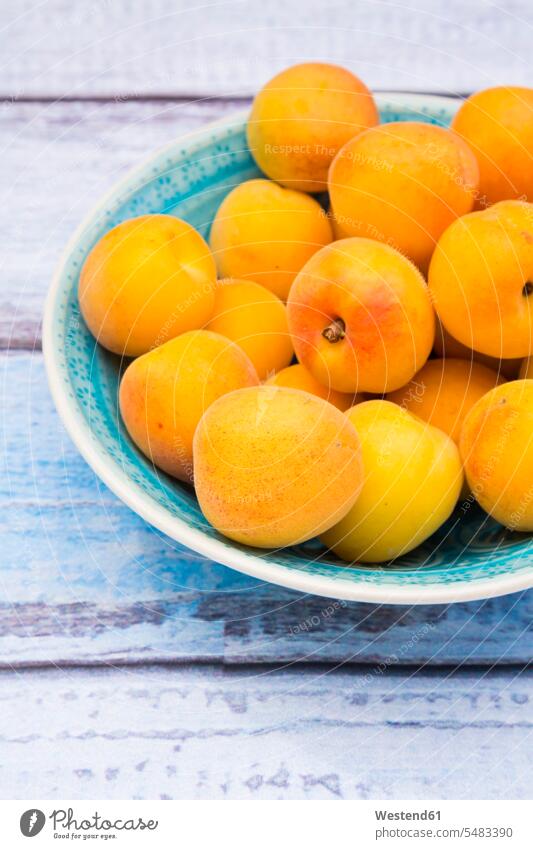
375, 810, 441, 821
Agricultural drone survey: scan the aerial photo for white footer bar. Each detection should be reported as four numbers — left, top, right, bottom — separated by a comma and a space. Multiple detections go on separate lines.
3, 800, 530, 848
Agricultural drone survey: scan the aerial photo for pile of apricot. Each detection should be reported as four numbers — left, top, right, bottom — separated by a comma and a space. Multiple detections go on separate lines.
79, 63, 533, 562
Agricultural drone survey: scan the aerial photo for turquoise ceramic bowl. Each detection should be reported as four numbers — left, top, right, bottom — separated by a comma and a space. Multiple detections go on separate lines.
43, 93, 533, 604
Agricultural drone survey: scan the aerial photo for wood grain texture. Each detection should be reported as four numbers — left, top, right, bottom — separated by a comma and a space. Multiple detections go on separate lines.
1, 0, 531, 99
0, 665, 531, 800
0, 98, 237, 349
2, 351, 532, 668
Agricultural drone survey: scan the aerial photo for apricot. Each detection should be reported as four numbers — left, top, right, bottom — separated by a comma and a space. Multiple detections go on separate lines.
266, 363, 365, 411
246, 62, 378, 192
286, 237, 435, 394
321, 400, 463, 563
520, 358, 533, 380
119, 330, 258, 482
206, 278, 293, 380
387, 358, 505, 445
79, 214, 216, 356
209, 179, 332, 300
451, 86, 533, 206
434, 319, 522, 380
193, 386, 364, 548
429, 200, 533, 359
460, 380, 533, 531
328, 121, 479, 273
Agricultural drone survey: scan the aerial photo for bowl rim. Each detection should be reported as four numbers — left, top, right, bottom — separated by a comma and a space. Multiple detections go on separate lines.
43, 93, 533, 605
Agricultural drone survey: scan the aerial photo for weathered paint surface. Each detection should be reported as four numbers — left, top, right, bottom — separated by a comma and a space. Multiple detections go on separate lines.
1, 1, 532, 801
0, 666, 531, 800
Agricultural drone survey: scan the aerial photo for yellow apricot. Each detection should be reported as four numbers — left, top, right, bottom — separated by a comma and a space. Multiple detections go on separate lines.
460, 380, 533, 531
247, 62, 378, 192
266, 363, 365, 411
206, 279, 293, 380
193, 386, 364, 548
209, 179, 332, 300
387, 358, 505, 445
321, 400, 463, 563
79, 215, 216, 356
119, 330, 258, 482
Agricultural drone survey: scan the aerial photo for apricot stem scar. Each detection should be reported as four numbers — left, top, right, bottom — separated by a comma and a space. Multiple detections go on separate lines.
523, 281, 533, 297
322, 318, 346, 343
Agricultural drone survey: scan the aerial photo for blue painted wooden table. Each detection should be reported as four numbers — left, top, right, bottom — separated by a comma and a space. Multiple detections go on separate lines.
0, 0, 531, 800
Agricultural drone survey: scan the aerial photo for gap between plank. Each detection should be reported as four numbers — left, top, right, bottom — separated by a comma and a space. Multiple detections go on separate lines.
0, 89, 468, 105
0, 658, 529, 672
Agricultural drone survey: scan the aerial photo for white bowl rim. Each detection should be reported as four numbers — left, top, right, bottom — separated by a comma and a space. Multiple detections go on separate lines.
43, 93, 533, 605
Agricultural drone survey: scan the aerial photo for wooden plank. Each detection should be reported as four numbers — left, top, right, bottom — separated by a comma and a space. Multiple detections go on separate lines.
1, 351, 532, 668
0, 664, 531, 799
0, 98, 237, 350
1, 585, 531, 668
1, 0, 531, 99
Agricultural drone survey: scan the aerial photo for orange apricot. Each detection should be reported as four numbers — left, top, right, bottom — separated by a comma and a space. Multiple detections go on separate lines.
193, 386, 364, 548
206, 278, 293, 380
429, 200, 533, 359
266, 363, 365, 411
460, 380, 533, 531
119, 330, 258, 482
387, 358, 505, 445
247, 62, 378, 192
209, 179, 332, 300
328, 121, 479, 273
452, 86, 533, 206
79, 214, 216, 357
287, 237, 435, 394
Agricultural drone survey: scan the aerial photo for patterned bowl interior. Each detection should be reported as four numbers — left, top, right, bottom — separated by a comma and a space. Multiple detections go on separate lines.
50, 95, 532, 593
